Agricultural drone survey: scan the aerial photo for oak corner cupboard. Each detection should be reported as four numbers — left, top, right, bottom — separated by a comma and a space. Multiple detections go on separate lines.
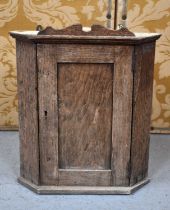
10, 24, 160, 195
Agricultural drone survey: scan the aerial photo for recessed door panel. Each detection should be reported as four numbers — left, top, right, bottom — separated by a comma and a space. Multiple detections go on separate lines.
58, 63, 113, 170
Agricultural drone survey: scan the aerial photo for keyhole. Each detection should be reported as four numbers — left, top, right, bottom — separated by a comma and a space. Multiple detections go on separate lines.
44, 110, 47, 117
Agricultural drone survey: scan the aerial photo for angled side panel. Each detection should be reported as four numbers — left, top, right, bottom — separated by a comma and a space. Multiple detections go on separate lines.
130, 42, 156, 185
16, 40, 39, 185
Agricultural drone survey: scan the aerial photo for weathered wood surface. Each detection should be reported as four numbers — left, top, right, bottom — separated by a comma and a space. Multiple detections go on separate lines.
54, 44, 115, 63
37, 43, 134, 187
58, 170, 112, 186
18, 176, 150, 195
58, 63, 113, 170
38, 24, 135, 36
12, 24, 160, 193
37, 45, 59, 185
16, 40, 39, 185
130, 42, 156, 185
37, 44, 115, 186
10, 30, 161, 46
111, 46, 133, 186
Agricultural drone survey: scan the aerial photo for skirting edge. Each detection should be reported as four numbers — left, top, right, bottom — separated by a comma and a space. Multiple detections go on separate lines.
18, 177, 150, 195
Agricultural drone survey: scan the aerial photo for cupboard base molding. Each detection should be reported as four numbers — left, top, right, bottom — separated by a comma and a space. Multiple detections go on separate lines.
18, 177, 150, 195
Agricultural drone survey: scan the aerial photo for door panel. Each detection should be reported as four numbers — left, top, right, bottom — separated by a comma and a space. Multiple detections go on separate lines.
58, 63, 113, 170
37, 44, 133, 186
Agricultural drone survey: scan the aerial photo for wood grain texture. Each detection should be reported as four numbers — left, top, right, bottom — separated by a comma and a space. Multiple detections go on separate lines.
16, 40, 39, 185
13, 28, 160, 193
58, 169, 112, 186
58, 63, 113, 170
55, 44, 115, 63
130, 42, 156, 185
37, 44, 115, 186
36, 43, 134, 187
111, 46, 133, 186
37, 45, 58, 185
38, 24, 135, 36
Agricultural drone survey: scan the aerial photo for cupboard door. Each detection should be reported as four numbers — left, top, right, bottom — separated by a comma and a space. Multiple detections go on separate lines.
37, 44, 133, 186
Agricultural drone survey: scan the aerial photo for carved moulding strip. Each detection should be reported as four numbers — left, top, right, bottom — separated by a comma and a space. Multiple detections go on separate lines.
38, 24, 135, 37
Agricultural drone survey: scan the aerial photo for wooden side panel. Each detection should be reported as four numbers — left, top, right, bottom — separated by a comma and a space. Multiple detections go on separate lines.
37, 45, 58, 185
111, 46, 133, 186
16, 40, 39, 185
58, 63, 113, 170
130, 42, 156, 185
58, 169, 112, 186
